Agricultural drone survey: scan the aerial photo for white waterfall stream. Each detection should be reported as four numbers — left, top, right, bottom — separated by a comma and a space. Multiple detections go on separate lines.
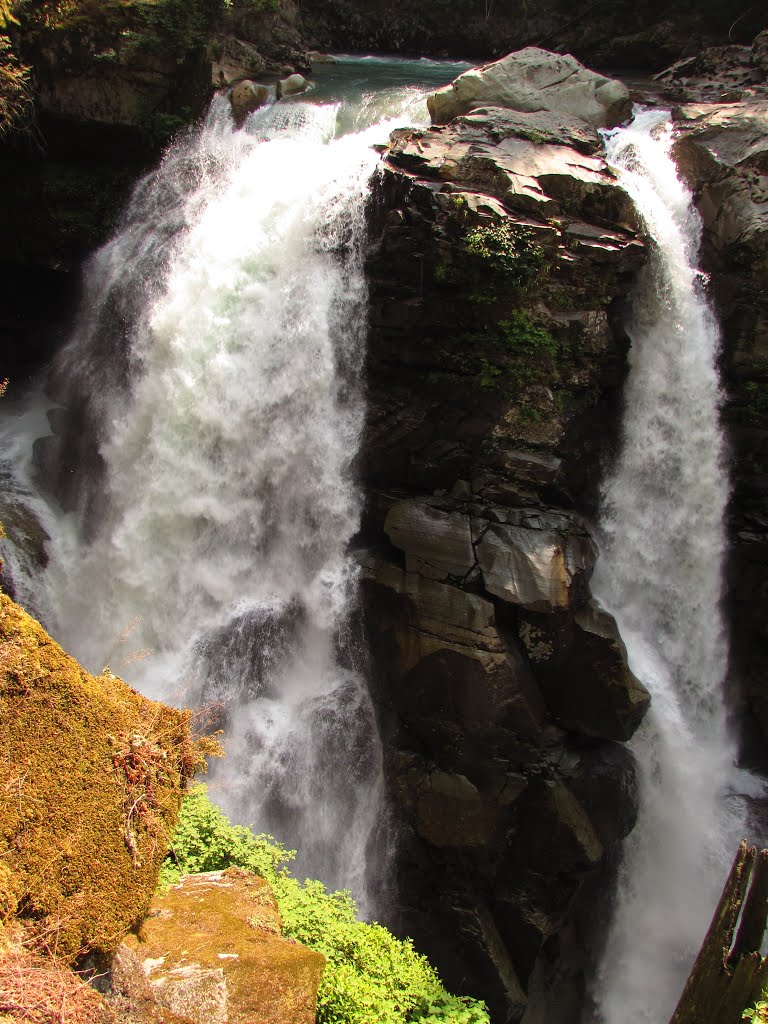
592, 109, 750, 1023
0, 61, 467, 913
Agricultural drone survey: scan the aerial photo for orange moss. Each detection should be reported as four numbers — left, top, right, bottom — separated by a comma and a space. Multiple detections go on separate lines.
0, 594, 196, 962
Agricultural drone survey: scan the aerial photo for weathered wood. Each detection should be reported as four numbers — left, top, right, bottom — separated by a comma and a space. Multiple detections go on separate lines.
669, 841, 768, 1024
732, 849, 768, 961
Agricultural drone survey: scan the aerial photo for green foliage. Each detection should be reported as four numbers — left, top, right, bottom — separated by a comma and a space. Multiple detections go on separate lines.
498, 310, 558, 358
161, 787, 491, 1024
743, 1001, 768, 1023
478, 358, 502, 390
144, 107, 192, 145
160, 784, 293, 886
134, 0, 226, 55
464, 222, 547, 285
0, 34, 30, 134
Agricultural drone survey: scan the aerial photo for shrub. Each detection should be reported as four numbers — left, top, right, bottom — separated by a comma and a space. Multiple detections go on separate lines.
161, 787, 491, 1024
464, 222, 547, 285
498, 310, 558, 358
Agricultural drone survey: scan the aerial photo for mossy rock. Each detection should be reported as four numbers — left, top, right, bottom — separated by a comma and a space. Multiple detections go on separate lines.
0, 593, 195, 961
126, 868, 326, 1024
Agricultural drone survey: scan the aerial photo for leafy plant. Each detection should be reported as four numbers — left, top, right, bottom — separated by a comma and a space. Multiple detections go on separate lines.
498, 310, 558, 358
161, 787, 491, 1024
743, 1000, 768, 1023
464, 222, 547, 285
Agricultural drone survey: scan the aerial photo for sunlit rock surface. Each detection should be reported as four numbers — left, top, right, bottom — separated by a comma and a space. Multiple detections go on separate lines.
427, 49, 631, 128
125, 870, 325, 1024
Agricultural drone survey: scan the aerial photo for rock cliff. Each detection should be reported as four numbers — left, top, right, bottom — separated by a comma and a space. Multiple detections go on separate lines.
298, 0, 766, 68
664, 38, 768, 759
359, 49, 650, 1023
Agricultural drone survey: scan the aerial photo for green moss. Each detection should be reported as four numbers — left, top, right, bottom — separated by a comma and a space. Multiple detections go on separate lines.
0, 594, 195, 961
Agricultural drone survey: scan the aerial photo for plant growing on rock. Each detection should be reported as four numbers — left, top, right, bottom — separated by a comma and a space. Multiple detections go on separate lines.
464, 222, 547, 286
161, 786, 491, 1024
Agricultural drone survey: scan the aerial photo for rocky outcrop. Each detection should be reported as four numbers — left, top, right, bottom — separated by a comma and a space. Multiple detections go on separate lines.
298, 0, 767, 69
667, 37, 768, 750
427, 49, 630, 129
230, 79, 271, 122
0, 593, 196, 961
124, 869, 325, 1024
361, 55, 650, 1023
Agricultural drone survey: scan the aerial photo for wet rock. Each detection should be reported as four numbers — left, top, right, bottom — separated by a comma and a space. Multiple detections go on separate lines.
209, 35, 270, 86
655, 44, 768, 103
475, 520, 596, 612
230, 80, 270, 123
126, 869, 324, 1024
427, 48, 631, 129
306, 50, 336, 64
277, 73, 308, 98
567, 741, 639, 846
387, 112, 636, 223
518, 601, 651, 740
384, 498, 475, 580
754, 31, 768, 76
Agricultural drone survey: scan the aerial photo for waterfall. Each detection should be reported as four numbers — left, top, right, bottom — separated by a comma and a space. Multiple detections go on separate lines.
592, 109, 747, 1022
0, 70, 455, 913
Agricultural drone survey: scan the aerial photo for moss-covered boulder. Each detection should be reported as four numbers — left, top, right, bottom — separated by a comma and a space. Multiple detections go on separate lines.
125, 868, 326, 1024
0, 593, 196, 961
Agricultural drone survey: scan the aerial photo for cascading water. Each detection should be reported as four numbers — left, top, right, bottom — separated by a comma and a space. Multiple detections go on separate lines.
0, 59, 467, 913
591, 109, 748, 1022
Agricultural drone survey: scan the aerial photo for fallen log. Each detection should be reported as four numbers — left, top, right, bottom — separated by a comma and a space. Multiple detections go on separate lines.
669, 840, 768, 1024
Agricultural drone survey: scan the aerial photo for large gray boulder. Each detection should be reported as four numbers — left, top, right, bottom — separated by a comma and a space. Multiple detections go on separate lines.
427, 47, 631, 129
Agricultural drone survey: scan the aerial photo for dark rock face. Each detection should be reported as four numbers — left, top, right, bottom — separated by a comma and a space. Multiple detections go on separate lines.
669, 37, 768, 756
298, 0, 767, 69
360, 55, 650, 1022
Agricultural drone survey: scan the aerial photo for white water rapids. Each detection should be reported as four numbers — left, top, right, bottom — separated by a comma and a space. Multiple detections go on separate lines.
0, 66, 464, 913
592, 109, 752, 1023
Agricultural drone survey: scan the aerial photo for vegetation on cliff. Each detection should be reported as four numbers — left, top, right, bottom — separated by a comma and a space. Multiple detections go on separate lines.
162, 785, 491, 1024
0, 592, 201, 962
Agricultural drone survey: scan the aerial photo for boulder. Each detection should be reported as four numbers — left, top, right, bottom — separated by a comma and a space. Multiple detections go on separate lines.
673, 102, 768, 255
474, 519, 596, 612
208, 34, 273, 87
655, 45, 766, 102
0, 593, 194, 960
384, 498, 475, 580
427, 48, 631, 129
306, 51, 336, 65
360, 550, 553, 754
754, 30, 768, 76
126, 869, 325, 1024
518, 601, 651, 740
230, 80, 270, 123
277, 74, 308, 98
